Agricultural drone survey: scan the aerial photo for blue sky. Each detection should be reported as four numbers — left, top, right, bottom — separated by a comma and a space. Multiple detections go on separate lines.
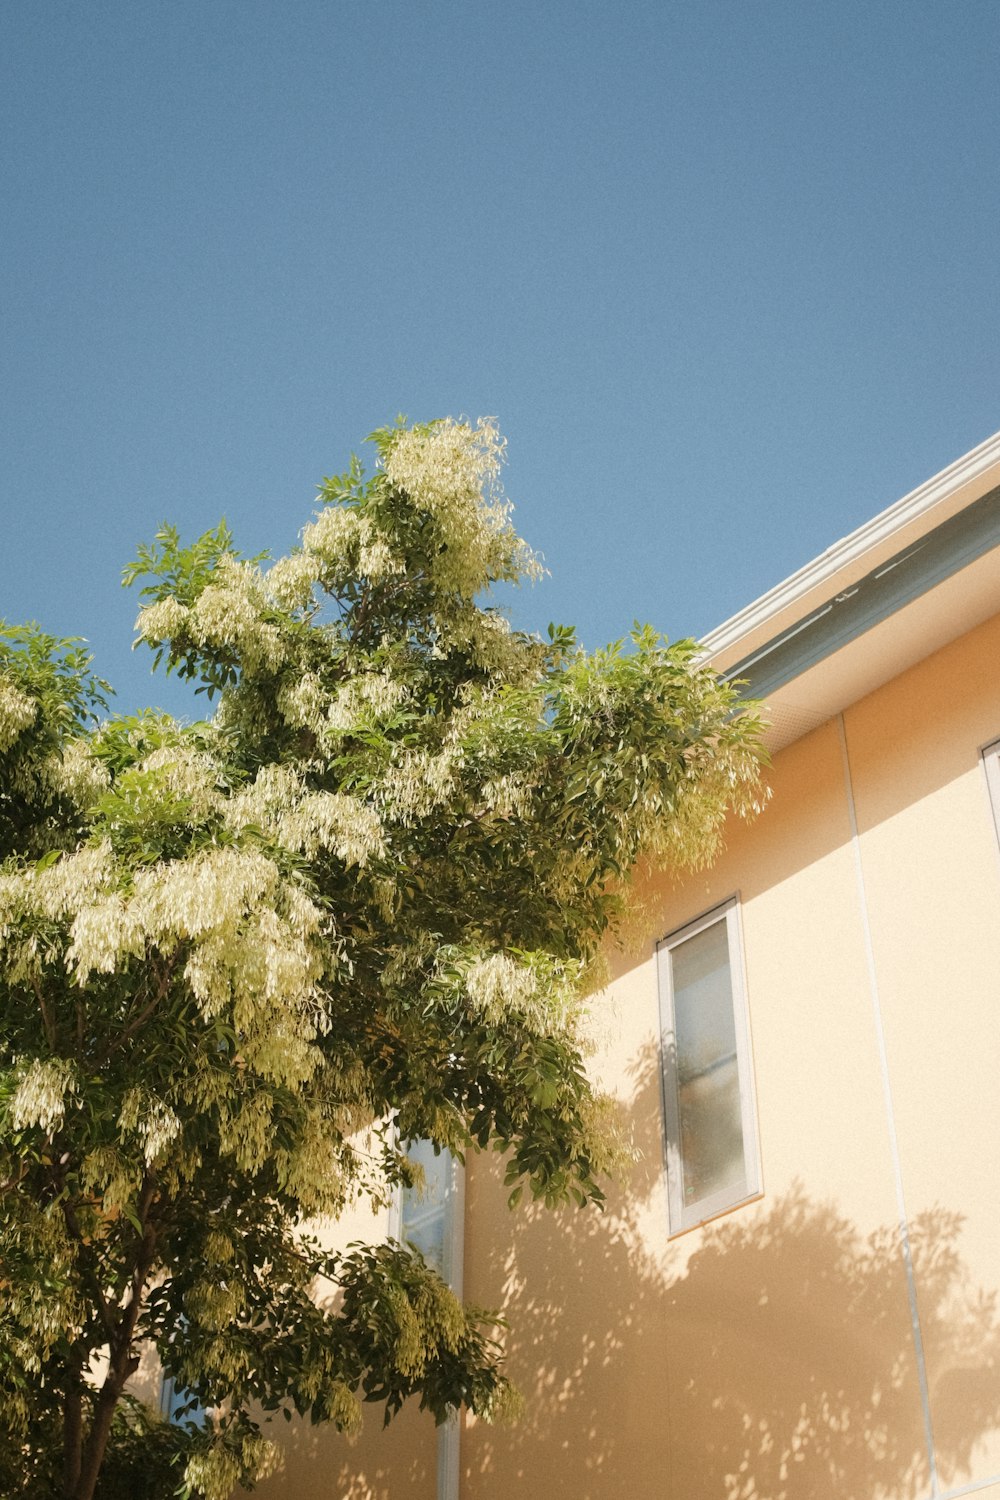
3, 0, 999, 717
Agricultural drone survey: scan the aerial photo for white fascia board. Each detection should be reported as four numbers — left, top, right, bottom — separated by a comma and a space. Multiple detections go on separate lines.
700, 430, 1000, 670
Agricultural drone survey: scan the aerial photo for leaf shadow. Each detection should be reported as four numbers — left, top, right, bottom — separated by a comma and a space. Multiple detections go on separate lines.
464, 1041, 1000, 1500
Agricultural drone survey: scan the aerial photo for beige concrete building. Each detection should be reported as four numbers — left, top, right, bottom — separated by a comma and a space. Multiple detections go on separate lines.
255, 434, 1000, 1500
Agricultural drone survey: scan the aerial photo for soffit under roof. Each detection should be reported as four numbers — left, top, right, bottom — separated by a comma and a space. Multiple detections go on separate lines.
700, 431, 1000, 754
756, 544, 1000, 753
704, 431, 1000, 675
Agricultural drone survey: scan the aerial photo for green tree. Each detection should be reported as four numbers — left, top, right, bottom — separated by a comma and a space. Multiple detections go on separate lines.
0, 419, 765, 1500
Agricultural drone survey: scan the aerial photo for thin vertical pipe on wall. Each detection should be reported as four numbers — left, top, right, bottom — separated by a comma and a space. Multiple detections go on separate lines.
836, 713, 940, 1497
437, 1153, 465, 1500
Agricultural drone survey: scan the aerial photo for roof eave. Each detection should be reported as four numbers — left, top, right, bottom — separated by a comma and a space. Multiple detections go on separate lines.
701, 429, 1000, 676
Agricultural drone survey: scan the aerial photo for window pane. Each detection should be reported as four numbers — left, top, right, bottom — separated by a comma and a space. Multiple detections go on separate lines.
670, 919, 746, 1207
161, 1374, 205, 1427
401, 1140, 450, 1273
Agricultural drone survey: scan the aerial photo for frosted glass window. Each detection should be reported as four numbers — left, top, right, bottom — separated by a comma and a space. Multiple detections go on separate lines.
160, 1372, 205, 1426
400, 1138, 451, 1276
657, 900, 760, 1233
398, 1140, 464, 1500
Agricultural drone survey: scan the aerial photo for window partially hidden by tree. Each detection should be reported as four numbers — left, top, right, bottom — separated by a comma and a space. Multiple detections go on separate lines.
399, 1139, 463, 1288
399, 1141, 465, 1500
160, 1372, 205, 1428
657, 900, 760, 1234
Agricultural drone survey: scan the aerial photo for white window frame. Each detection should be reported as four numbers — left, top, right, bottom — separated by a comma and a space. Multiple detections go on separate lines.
391, 1139, 465, 1293
656, 897, 761, 1235
393, 1139, 465, 1500
159, 1370, 206, 1427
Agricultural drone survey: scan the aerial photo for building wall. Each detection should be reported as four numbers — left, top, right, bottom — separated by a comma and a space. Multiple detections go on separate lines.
247, 1196, 440, 1500
462, 608, 1000, 1500
255, 609, 1000, 1500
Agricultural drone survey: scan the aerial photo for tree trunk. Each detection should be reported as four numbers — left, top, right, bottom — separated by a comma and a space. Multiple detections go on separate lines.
62, 1384, 83, 1499
69, 1186, 158, 1500
73, 1379, 122, 1500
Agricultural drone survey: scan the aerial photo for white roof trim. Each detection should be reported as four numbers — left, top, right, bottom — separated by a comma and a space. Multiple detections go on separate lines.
701, 429, 1000, 662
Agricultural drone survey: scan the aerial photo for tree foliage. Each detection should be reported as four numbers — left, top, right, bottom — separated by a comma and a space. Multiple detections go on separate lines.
0, 419, 766, 1499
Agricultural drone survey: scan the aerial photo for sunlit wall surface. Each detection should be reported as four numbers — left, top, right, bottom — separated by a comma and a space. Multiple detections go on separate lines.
249, 609, 1000, 1500
461, 606, 1000, 1500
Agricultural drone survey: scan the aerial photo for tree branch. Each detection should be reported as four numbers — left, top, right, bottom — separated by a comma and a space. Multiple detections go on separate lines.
97, 953, 179, 1066
72, 1176, 160, 1500
30, 972, 57, 1050
0, 1160, 29, 1196
62, 1381, 83, 1499
61, 1200, 116, 1341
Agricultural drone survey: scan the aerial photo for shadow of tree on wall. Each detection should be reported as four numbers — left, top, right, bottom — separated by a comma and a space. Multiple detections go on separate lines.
662, 1193, 999, 1499
466, 1047, 1000, 1500
243, 1285, 438, 1500
245, 1380, 437, 1500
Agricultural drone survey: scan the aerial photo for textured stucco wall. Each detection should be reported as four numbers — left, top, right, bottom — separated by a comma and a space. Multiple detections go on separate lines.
461, 608, 1000, 1500
254, 608, 1000, 1500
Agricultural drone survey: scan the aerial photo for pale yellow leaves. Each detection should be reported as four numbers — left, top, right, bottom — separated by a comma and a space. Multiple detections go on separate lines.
119, 1086, 182, 1164
1, 833, 333, 1093
224, 763, 386, 866
266, 550, 322, 611
382, 417, 540, 598
183, 1435, 278, 1500
389, 1272, 468, 1381
135, 556, 287, 677
0, 676, 38, 753
45, 737, 111, 809
9, 1055, 77, 1132
301, 504, 404, 585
